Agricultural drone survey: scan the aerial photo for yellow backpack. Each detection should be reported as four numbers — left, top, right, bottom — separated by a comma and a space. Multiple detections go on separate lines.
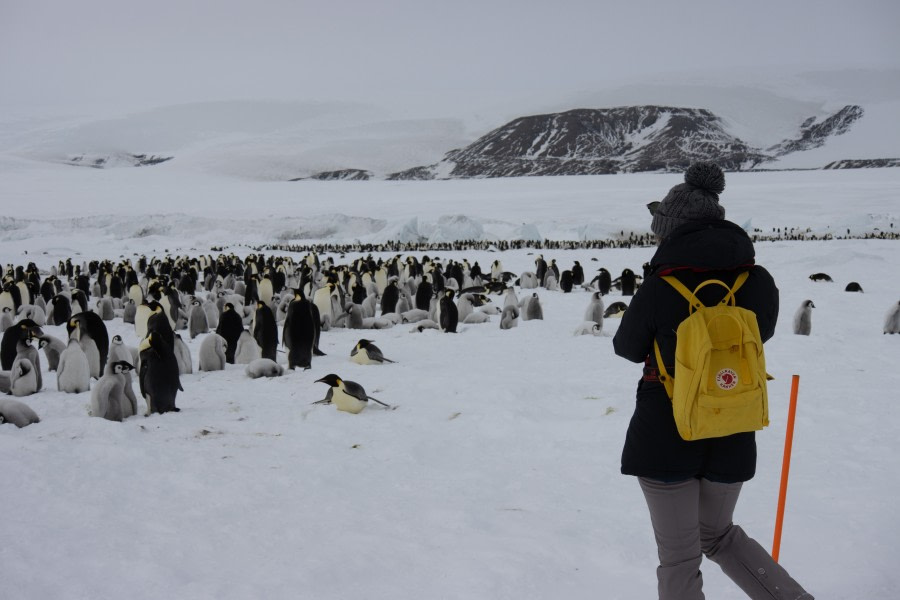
653, 271, 769, 441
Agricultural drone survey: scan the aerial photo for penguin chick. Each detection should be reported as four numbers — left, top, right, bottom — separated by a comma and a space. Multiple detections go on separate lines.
499, 305, 519, 330
0, 398, 40, 428
90, 361, 136, 422
793, 300, 815, 335
573, 321, 603, 336
245, 358, 284, 379
38, 334, 66, 371
350, 339, 395, 365
314, 373, 392, 413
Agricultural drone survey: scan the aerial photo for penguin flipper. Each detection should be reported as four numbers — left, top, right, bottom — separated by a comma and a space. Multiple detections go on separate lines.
366, 395, 392, 409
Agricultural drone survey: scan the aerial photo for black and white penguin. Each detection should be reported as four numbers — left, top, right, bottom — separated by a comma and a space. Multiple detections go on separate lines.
216, 303, 244, 364
67, 317, 102, 379
439, 290, 458, 333
571, 261, 585, 286
793, 300, 815, 335
594, 268, 612, 296
619, 268, 637, 296
883, 300, 900, 334
559, 270, 574, 293
603, 301, 629, 318
251, 301, 278, 361
67, 312, 109, 375
245, 358, 284, 379
283, 291, 316, 370
0, 398, 40, 427
380, 280, 400, 315
350, 339, 395, 365
313, 373, 392, 413
57, 337, 91, 394
50, 293, 72, 326
139, 331, 182, 415
809, 273, 833, 282
198, 333, 227, 371
844, 282, 864, 293
91, 361, 137, 422
1, 318, 43, 370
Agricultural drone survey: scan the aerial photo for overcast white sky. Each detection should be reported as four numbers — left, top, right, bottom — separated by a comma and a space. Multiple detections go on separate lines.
1, 0, 899, 115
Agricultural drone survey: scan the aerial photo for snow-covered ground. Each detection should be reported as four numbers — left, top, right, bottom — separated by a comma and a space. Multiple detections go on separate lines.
1, 161, 899, 599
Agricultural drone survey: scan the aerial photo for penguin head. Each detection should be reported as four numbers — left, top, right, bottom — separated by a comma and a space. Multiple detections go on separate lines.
112, 360, 135, 374
315, 373, 342, 387
224, 302, 235, 312
112, 334, 123, 345
356, 339, 373, 350
805, 300, 816, 309
38, 336, 50, 349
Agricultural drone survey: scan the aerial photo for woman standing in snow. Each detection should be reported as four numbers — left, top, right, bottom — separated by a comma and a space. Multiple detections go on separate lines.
612, 163, 813, 600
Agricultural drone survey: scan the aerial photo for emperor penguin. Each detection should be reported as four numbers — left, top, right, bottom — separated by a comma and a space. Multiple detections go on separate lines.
380, 280, 400, 315
188, 297, 210, 339
283, 291, 316, 370
518, 272, 538, 289
201, 298, 219, 329
15, 337, 42, 391
234, 329, 262, 364
1, 318, 43, 370
312, 283, 336, 330
10, 357, 38, 397
95, 297, 115, 321
67, 312, 109, 376
594, 268, 612, 295
139, 331, 182, 415
793, 300, 815, 335
38, 334, 66, 371
50, 294, 72, 326
439, 290, 458, 333
245, 358, 284, 379
251, 301, 278, 361
314, 373, 392, 413
559, 270, 574, 293
91, 361, 137, 421
522, 293, 544, 321
109, 335, 139, 368
0, 398, 40, 428
603, 301, 629, 319
883, 300, 900, 334
0, 306, 13, 333
216, 303, 244, 364
198, 333, 227, 371
499, 305, 519, 330
173, 334, 192, 375
571, 261, 584, 286
844, 282, 863, 293
350, 339, 395, 365
584, 291, 605, 331
619, 269, 637, 296
57, 337, 91, 393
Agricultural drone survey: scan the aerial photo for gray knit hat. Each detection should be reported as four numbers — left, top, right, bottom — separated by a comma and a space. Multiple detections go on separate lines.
650, 162, 726, 240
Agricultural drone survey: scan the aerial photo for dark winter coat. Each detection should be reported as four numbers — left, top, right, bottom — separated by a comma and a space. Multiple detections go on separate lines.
613, 220, 779, 483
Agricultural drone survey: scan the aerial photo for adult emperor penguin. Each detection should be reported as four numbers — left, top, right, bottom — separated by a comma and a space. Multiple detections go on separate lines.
594, 267, 612, 296
312, 282, 336, 330
57, 337, 91, 393
216, 302, 244, 364
350, 339, 396, 365
314, 373, 392, 413
38, 334, 66, 371
603, 301, 629, 318
67, 312, 109, 375
198, 333, 227, 371
619, 268, 637, 296
559, 270, 574, 293
571, 261, 585, 286
439, 289, 458, 333
50, 293, 72, 326
793, 300, 815, 335
251, 301, 278, 361
0, 398, 40, 428
584, 291, 605, 331
139, 331, 182, 415
2, 318, 43, 370
884, 300, 900, 334
380, 280, 400, 315
283, 290, 316, 370
91, 361, 137, 421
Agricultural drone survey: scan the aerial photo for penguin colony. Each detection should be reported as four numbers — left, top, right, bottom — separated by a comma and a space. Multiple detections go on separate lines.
0, 252, 895, 425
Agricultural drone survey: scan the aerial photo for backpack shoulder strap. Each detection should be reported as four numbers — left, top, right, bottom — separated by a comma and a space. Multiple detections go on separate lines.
660, 275, 702, 310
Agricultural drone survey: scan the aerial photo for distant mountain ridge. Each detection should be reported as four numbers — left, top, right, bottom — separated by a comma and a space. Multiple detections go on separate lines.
382, 104, 866, 180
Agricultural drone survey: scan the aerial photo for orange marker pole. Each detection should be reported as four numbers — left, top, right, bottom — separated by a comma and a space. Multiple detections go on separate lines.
772, 374, 800, 563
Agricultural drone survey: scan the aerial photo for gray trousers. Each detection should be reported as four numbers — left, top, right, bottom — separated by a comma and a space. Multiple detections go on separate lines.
638, 477, 813, 600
